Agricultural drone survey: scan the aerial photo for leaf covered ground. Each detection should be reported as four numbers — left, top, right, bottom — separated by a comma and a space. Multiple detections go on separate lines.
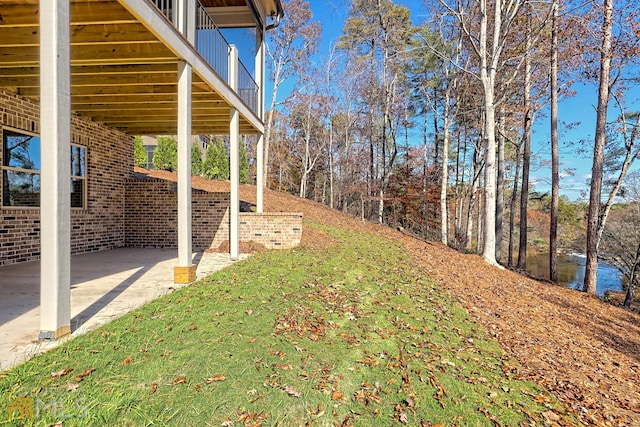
2, 221, 574, 426
4, 171, 637, 426
241, 184, 640, 427
134, 170, 640, 425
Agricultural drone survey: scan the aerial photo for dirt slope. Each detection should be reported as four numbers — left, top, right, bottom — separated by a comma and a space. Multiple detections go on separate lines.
137, 170, 640, 426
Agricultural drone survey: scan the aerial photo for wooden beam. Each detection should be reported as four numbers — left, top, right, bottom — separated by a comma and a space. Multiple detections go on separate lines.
74, 103, 230, 114
70, 94, 225, 105
0, 3, 138, 27
19, 83, 180, 97
0, 63, 178, 79
0, 23, 159, 48
0, 43, 176, 68
1, 72, 178, 88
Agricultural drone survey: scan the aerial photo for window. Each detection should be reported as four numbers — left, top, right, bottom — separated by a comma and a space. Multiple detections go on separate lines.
144, 145, 155, 169
70, 144, 87, 208
1, 129, 86, 208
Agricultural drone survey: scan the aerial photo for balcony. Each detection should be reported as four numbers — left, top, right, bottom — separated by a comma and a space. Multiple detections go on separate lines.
0, 0, 281, 136
151, 0, 259, 114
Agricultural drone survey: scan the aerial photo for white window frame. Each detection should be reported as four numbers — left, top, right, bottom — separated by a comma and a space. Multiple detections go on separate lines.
1, 127, 87, 209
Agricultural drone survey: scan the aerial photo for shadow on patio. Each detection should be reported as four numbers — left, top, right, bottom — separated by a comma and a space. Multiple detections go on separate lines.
0, 248, 245, 371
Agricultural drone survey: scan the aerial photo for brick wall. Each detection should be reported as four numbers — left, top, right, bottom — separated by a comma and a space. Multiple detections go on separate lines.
125, 177, 302, 251
0, 90, 132, 266
239, 212, 302, 249
0, 89, 301, 265
125, 177, 230, 250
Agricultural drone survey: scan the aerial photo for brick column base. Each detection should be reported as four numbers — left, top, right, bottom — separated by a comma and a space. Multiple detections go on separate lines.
174, 265, 197, 284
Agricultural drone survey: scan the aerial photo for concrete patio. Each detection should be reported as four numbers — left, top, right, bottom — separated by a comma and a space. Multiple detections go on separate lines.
0, 248, 246, 371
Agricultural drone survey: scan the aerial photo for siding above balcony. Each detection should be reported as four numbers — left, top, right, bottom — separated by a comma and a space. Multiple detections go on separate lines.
0, 0, 264, 136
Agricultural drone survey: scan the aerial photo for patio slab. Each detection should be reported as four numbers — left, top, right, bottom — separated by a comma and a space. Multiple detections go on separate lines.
0, 248, 246, 371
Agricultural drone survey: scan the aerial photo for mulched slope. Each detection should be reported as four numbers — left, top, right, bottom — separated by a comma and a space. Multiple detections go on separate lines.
135, 169, 640, 426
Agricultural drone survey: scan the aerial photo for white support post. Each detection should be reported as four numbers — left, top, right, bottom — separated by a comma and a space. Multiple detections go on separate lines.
175, 60, 195, 283
174, 0, 195, 284
255, 28, 265, 213
256, 134, 264, 213
255, 27, 265, 120
177, 0, 196, 44
39, 0, 71, 340
229, 45, 240, 261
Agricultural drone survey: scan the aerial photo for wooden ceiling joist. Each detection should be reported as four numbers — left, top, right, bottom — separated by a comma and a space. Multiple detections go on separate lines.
0, 0, 263, 136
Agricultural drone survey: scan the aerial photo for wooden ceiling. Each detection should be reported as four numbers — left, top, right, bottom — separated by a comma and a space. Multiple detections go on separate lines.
0, 0, 261, 135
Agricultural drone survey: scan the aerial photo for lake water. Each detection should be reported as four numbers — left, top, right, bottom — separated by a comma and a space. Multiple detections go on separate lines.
526, 253, 623, 297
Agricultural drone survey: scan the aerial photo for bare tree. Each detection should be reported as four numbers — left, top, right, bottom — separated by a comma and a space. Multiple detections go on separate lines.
549, 0, 560, 283
584, 0, 613, 295
599, 172, 640, 308
264, 0, 320, 188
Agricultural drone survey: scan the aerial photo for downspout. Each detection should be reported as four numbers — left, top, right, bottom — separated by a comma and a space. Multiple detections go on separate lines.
266, 12, 281, 30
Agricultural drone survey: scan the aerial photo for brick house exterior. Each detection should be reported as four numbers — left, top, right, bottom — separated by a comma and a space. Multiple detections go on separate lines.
1, 89, 302, 267
0, 0, 286, 339
1, 90, 132, 266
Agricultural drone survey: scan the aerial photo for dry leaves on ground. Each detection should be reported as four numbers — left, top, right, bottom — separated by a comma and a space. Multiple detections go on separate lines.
135, 170, 640, 426
252, 185, 640, 427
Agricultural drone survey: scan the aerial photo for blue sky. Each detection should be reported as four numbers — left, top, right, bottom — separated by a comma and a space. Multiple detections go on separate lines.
270, 0, 637, 202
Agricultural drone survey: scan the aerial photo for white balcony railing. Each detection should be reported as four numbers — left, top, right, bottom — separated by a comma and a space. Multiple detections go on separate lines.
149, 0, 259, 115
195, 2, 229, 84
238, 59, 258, 113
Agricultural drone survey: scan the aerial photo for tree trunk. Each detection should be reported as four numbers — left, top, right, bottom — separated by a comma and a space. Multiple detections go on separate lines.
550, 0, 559, 283
477, 185, 483, 254
329, 118, 334, 209
479, 0, 498, 266
440, 89, 451, 245
496, 108, 505, 262
517, 14, 533, 271
467, 148, 482, 252
585, 0, 614, 295
623, 242, 640, 307
508, 142, 521, 268
263, 64, 282, 189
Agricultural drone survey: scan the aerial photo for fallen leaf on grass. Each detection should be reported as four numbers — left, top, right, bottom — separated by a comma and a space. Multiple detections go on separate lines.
172, 376, 187, 385
542, 410, 561, 422
151, 383, 158, 394
434, 385, 446, 408
535, 394, 550, 403
478, 406, 502, 427
89, 349, 101, 354
250, 392, 266, 403
311, 402, 325, 417
205, 375, 226, 383
332, 390, 345, 401
355, 356, 379, 367
394, 404, 408, 424
121, 356, 133, 366
75, 368, 95, 382
282, 385, 301, 398
51, 368, 73, 378
275, 363, 294, 371
66, 382, 79, 392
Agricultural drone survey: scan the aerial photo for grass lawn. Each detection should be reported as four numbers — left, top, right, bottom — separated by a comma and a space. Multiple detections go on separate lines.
0, 223, 578, 426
